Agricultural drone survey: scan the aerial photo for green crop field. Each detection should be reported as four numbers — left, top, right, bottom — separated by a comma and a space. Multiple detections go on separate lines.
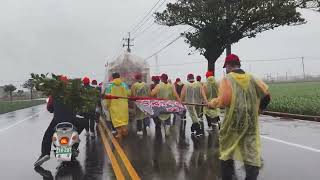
267, 82, 320, 116
0, 100, 45, 114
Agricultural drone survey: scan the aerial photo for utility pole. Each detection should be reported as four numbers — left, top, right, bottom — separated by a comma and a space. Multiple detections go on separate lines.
155, 54, 160, 75
123, 32, 134, 53
301, 56, 306, 80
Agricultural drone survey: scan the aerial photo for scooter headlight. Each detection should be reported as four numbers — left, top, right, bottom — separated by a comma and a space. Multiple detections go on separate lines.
60, 137, 69, 145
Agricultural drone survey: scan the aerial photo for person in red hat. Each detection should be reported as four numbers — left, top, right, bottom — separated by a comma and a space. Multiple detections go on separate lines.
208, 54, 271, 180
131, 73, 151, 136
91, 79, 98, 87
150, 76, 160, 90
151, 73, 181, 136
35, 75, 88, 167
82, 77, 97, 137
203, 71, 220, 131
82, 77, 90, 86
180, 73, 208, 137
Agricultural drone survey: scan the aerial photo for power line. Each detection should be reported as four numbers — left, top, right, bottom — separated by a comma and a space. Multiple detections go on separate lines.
130, 0, 166, 35
133, 21, 156, 39
148, 57, 320, 68
148, 27, 185, 49
144, 27, 193, 61
144, 35, 182, 61
132, 0, 167, 36
150, 61, 204, 67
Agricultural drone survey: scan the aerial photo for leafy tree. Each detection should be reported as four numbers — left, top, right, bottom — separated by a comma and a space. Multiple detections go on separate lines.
23, 79, 35, 99
297, 0, 320, 11
155, 0, 306, 71
17, 90, 24, 97
4, 84, 17, 101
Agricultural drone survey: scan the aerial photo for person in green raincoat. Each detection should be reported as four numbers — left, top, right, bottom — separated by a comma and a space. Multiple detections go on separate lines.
106, 72, 131, 139
180, 74, 208, 137
151, 73, 181, 136
203, 71, 220, 131
131, 73, 151, 136
208, 54, 271, 180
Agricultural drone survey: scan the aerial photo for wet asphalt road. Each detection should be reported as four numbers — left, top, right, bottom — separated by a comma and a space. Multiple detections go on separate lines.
0, 105, 320, 180
0, 105, 114, 180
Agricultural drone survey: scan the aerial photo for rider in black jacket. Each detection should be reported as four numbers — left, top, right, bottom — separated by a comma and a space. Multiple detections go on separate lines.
34, 76, 86, 167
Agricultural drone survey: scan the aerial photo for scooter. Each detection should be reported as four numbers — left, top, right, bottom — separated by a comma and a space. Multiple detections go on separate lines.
52, 122, 80, 162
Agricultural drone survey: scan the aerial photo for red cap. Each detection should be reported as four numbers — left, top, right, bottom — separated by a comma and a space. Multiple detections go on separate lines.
59, 75, 68, 83
152, 76, 160, 82
206, 71, 214, 78
135, 73, 142, 80
92, 80, 97, 85
223, 54, 240, 68
82, 77, 90, 85
175, 78, 181, 82
187, 74, 194, 81
161, 74, 168, 81
196, 75, 201, 82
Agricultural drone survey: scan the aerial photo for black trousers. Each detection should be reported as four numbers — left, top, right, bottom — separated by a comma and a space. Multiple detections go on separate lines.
84, 118, 95, 133
221, 160, 259, 180
41, 118, 86, 156
137, 118, 151, 131
205, 115, 220, 127
84, 112, 96, 133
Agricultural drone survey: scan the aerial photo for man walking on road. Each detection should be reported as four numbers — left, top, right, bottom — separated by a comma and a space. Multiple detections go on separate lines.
203, 71, 220, 131
151, 73, 181, 136
173, 78, 185, 125
208, 54, 271, 180
82, 77, 96, 137
180, 74, 208, 137
196, 75, 205, 122
106, 72, 130, 139
131, 73, 151, 136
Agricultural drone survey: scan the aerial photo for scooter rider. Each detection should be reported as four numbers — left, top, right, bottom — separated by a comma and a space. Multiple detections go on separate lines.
34, 76, 85, 167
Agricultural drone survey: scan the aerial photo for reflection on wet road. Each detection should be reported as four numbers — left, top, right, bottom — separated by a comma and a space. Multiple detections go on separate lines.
0, 105, 320, 180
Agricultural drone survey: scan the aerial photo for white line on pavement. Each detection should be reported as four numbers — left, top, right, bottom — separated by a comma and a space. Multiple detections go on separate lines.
261, 135, 320, 153
0, 111, 44, 133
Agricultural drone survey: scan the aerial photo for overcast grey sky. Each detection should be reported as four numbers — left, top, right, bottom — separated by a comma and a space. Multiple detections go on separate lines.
0, 0, 319, 88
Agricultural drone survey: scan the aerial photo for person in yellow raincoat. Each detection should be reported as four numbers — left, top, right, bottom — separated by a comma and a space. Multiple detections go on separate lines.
151, 73, 181, 136
131, 73, 151, 136
106, 72, 131, 139
195, 75, 205, 121
180, 74, 208, 137
203, 71, 220, 131
208, 54, 271, 180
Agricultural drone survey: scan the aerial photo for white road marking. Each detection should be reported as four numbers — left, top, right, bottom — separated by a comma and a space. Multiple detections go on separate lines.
261, 135, 320, 153
0, 111, 44, 133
